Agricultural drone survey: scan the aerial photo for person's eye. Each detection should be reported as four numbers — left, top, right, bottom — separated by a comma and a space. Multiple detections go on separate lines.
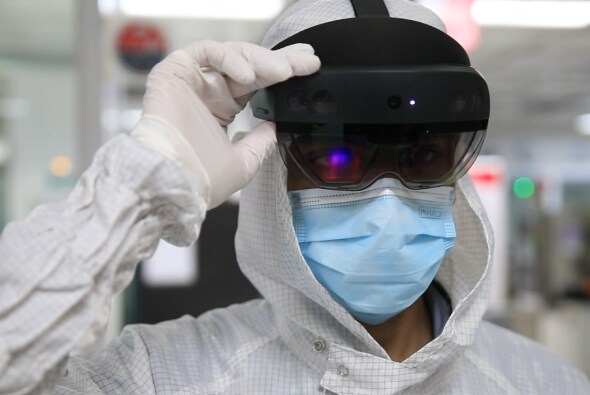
400, 144, 442, 166
413, 146, 439, 163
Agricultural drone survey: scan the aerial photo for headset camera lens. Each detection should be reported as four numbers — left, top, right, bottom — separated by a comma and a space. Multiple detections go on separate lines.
387, 95, 402, 110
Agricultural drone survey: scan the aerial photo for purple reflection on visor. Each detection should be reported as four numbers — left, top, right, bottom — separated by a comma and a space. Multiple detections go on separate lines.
324, 147, 361, 181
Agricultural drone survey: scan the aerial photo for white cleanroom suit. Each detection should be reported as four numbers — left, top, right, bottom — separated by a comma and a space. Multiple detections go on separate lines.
1, 0, 589, 394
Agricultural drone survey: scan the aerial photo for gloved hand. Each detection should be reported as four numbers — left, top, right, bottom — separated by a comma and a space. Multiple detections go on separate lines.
131, 40, 321, 208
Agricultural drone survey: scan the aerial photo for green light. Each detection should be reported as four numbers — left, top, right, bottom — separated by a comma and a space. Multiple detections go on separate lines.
513, 177, 536, 199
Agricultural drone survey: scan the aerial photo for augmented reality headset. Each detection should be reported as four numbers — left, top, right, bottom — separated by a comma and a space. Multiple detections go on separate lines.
251, 0, 490, 190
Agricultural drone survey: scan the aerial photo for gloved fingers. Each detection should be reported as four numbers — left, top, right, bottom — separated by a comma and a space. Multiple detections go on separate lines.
276, 43, 322, 77
183, 40, 257, 85
232, 121, 277, 179
147, 49, 196, 88
223, 43, 293, 105
226, 42, 320, 99
207, 122, 276, 209
168, 41, 319, 111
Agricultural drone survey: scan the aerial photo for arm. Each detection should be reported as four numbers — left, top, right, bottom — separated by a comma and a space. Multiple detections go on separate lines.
0, 135, 205, 394
0, 40, 319, 394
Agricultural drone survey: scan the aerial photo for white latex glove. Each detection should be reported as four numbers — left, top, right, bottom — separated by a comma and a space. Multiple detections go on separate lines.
131, 40, 321, 208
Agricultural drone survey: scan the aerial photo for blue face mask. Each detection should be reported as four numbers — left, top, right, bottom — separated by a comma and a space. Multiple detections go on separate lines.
288, 178, 456, 325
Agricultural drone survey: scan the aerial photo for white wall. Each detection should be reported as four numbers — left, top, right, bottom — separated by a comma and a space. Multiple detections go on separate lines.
2, 62, 76, 220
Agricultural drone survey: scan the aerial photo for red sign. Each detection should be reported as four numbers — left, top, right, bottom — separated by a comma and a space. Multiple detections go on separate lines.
116, 24, 166, 72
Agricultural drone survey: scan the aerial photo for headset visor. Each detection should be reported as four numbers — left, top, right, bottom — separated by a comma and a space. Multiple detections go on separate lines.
278, 121, 486, 190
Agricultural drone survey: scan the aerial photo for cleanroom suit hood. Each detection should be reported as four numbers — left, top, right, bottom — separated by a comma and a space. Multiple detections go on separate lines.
239, 0, 490, 375
231, 0, 588, 393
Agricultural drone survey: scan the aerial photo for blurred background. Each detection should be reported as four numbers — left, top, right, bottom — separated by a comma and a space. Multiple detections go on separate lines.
0, 0, 589, 376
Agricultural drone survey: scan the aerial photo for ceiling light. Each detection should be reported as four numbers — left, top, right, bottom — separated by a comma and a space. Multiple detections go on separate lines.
117, 0, 287, 20
472, 0, 590, 29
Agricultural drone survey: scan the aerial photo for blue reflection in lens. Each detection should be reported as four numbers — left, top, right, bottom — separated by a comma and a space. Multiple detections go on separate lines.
328, 148, 353, 167
324, 147, 358, 181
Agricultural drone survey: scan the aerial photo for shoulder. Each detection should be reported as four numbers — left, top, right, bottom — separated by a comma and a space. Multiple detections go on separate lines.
130, 299, 278, 368
137, 298, 273, 334
466, 321, 590, 394
61, 299, 277, 393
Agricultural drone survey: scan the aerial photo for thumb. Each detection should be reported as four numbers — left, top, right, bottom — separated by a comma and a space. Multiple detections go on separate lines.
232, 121, 277, 182
209, 122, 276, 209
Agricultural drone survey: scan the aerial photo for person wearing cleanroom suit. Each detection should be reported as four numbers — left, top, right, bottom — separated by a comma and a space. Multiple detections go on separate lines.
0, 0, 588, 393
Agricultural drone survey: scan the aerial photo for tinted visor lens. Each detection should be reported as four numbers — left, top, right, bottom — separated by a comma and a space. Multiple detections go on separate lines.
278, 122, 486, 190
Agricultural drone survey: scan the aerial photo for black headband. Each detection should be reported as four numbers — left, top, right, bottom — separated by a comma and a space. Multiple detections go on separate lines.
350, 0, 390, 17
